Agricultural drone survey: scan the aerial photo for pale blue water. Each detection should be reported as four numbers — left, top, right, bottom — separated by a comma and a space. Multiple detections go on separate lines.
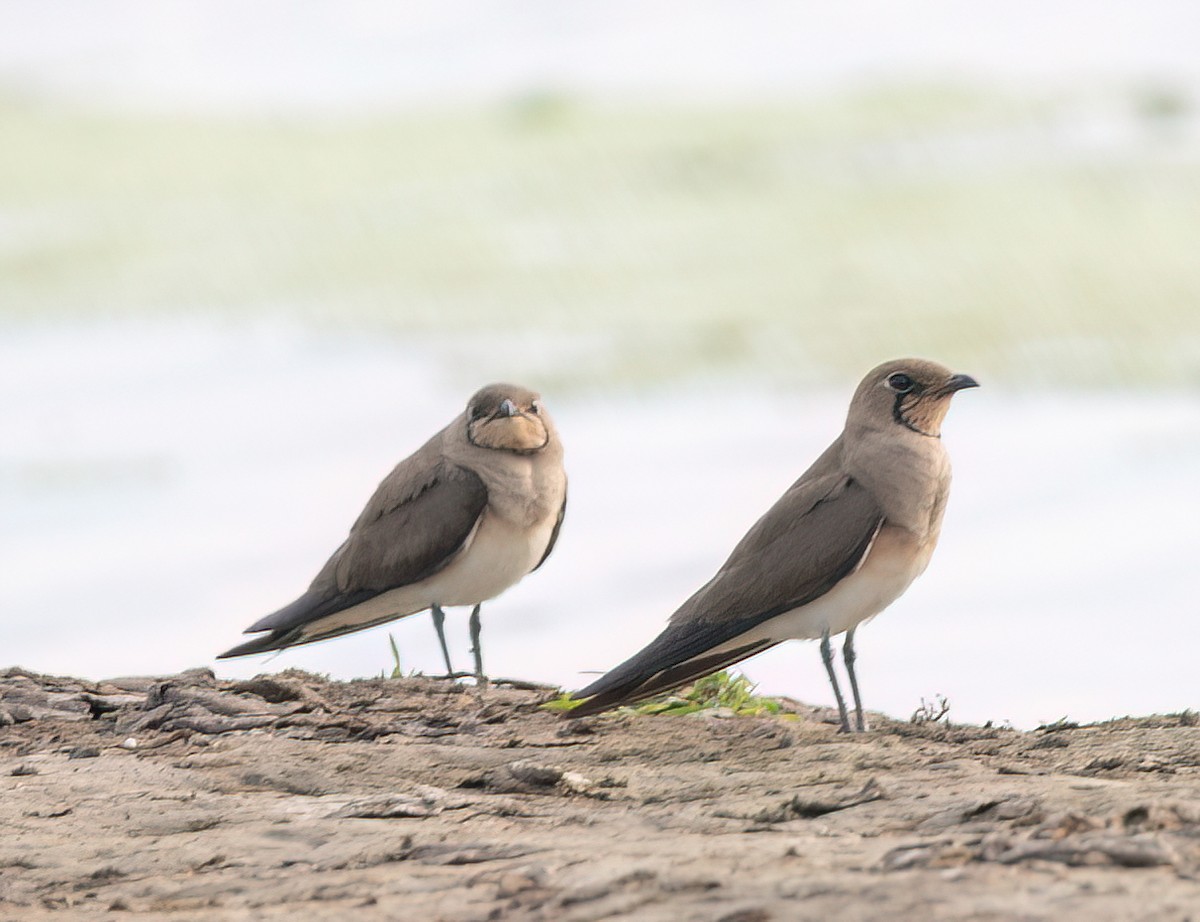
4, 318, 1197, 728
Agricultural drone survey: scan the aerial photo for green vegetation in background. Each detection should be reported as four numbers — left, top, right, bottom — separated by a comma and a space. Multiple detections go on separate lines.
1, 84, 1197, 388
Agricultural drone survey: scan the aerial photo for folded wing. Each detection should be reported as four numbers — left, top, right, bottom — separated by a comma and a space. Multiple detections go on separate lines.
569, 471, 884, 716
218, 460, 488, 658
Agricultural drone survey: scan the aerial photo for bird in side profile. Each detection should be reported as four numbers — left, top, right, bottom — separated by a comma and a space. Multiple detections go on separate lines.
218, 383, 567, 680
567, 358, 977, 730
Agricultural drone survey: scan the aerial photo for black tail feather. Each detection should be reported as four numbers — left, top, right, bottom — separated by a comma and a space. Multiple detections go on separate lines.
216, 630, 293, 659
567, 638, 777, 718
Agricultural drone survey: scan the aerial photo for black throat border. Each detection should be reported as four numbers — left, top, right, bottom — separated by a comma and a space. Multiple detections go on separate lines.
892, 392, 940, 439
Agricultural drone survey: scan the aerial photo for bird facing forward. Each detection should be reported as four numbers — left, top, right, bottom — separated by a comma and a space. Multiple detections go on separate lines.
568, 358, 977, 729
218, 384, 567, 680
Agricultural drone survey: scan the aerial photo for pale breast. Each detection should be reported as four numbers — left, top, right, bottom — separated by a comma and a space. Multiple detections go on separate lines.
844, 427, 952, 537
423, 509, 557, 607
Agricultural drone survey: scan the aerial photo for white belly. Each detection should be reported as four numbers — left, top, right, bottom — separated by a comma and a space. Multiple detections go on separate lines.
728, 525, 933, 649
420, 510, 556, 607
297, 510, 556, 640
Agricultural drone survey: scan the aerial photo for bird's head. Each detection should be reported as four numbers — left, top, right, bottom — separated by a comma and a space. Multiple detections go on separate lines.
466, 383, 552, 454
849, 358, 979, 439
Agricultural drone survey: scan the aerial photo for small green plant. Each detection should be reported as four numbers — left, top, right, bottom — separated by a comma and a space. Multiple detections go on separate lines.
542, 671, 794, 718
541, 691, 583, 713
385, 633, 404, 679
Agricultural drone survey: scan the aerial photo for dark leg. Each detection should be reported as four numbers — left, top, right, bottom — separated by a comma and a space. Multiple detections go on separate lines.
431, 604, 454, 676
468, 603, 485, 683
820, 627, 852, 733
843, 627, 868, 733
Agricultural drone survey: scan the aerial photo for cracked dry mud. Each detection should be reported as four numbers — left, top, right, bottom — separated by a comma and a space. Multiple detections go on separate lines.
3, 667, 1200, 920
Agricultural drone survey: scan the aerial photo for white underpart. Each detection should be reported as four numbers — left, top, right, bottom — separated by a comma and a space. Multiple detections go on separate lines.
297, 511, 558, 639
714, 525, 935, 654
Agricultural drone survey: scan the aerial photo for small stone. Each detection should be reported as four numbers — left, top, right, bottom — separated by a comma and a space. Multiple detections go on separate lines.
698, 706, 738, 720
507, 761, 563, 787
560, 771, 594, 794
68, 746, 100, 760
495, 865, 548, 897
497, 871, 538, 897
11, 763, 39, 776
119, 738, 138, 750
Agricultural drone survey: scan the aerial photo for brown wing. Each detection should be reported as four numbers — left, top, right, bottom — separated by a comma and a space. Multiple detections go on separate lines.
323, 462, 488, 596
218, 450, 487, 658
569, 469, 883, 716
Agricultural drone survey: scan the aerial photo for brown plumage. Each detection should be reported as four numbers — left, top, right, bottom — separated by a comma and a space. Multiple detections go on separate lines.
569, 359, 977, 729
218, 383, 567, 679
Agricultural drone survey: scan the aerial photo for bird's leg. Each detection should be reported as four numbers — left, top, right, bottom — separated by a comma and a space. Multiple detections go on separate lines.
820, 627, 852, 733
843, 627, 868, 733
468, 604, 486, 684
431, 604, 455, 676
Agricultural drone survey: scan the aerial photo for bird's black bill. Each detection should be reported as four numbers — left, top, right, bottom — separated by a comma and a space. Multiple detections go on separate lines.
941, 373, 980, 394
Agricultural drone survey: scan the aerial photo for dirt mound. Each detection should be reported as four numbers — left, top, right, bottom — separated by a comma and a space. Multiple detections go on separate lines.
3, 668, 1199, 919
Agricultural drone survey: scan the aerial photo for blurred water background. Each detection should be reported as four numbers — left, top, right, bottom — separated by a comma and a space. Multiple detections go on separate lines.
3, 1, 1199, 728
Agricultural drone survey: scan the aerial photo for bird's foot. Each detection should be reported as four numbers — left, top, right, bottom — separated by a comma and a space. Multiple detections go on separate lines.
836, 715, 870, 734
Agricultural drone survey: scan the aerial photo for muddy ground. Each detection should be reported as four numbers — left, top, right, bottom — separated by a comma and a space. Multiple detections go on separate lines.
2, 667, 1200, 921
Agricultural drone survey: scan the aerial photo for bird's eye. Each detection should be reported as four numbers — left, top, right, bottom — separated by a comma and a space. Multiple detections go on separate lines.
887, 373, 915, 394
529, 402, 541, 415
